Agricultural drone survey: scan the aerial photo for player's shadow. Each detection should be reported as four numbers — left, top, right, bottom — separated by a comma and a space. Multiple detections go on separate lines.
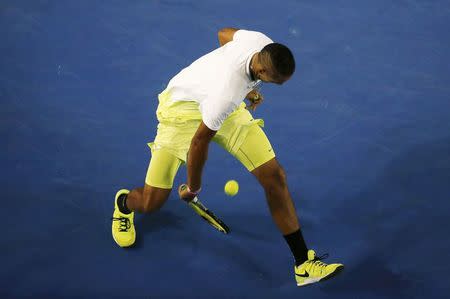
130, 206, 184, 249
321, 255, 414, 296
318, 136, 450, 297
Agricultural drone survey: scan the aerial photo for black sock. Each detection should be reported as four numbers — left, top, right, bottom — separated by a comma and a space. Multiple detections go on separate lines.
117, 193, 131, 214
283, 229, 308, 266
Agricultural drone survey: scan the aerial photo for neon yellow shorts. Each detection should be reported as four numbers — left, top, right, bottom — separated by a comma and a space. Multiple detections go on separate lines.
145, 90, 276, 189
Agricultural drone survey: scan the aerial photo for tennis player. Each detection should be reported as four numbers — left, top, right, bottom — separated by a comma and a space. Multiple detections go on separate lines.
111, 28, 343, 286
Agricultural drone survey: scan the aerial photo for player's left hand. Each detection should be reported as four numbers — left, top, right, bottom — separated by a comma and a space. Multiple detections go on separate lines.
245, 90, 264, 111
178, 183, 198, 202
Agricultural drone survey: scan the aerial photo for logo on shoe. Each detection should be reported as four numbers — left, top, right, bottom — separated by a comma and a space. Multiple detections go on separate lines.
296, 270, 309, 278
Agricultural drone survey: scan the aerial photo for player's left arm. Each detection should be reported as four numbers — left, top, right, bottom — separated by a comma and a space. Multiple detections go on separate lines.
218, 27, 239, 46
179, 122, 217, 201
218, 28, 264, 110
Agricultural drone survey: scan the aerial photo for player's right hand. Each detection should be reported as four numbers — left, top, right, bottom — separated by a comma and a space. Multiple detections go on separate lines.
178, 183, 198, 202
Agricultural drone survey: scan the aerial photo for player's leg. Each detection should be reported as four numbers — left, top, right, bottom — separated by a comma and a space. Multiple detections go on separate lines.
112, 148, 182, 247
125, 185, 170, 213
126, 148, 182, 213
231, 124, 344, 286
112, 89, 201, 247
251, 157, 299, 234
231, 124, 300, 235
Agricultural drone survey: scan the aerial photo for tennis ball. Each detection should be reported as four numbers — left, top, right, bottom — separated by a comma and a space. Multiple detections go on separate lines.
224, 180, 239, 196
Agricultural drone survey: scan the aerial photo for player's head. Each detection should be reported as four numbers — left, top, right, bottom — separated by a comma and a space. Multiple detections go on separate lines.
253, 43, 295, 84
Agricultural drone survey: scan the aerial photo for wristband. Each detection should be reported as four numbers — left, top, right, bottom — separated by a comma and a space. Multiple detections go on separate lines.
187, 185, 201, 196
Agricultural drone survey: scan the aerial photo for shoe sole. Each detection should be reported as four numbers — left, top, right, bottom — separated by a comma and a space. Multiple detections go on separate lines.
297, 265, 344, 287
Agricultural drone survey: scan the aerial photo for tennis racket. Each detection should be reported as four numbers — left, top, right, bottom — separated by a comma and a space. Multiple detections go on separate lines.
188, 196, 230, 234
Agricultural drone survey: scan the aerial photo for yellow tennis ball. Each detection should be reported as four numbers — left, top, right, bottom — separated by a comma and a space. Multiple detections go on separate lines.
224, 180, 239, 196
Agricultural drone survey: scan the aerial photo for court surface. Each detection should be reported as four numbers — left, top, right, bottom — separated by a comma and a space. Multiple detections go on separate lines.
2, 1, 450, 298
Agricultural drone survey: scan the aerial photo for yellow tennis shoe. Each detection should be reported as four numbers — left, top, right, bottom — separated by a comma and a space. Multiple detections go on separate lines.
111, 189, 136, 247
295, 249, 344, 287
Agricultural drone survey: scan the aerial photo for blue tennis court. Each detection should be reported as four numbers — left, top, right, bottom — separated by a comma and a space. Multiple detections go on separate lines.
2, 1, 449, 298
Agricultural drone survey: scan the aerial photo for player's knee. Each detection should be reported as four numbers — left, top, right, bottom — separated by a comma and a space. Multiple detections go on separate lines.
141, 193, 167, 213
273, 166, 287, 188
141, 197, 163, 213
262, 165, 287, 190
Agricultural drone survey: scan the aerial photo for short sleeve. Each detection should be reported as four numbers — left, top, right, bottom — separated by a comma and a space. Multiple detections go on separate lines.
233, 30, 273, 44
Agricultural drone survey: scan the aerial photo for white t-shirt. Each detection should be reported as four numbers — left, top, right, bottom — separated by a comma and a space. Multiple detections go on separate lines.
165, 30, 273, 131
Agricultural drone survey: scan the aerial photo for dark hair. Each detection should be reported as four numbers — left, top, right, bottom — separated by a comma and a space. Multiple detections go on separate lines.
261, 43, 295, 78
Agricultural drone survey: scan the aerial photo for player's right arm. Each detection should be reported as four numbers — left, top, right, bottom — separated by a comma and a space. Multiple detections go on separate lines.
180, 122, 217, 201
218, 27, 239, 46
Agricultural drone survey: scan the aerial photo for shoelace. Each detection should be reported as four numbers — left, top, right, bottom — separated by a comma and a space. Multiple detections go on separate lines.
307, 253, 329, 273
112, 217, 131, 232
